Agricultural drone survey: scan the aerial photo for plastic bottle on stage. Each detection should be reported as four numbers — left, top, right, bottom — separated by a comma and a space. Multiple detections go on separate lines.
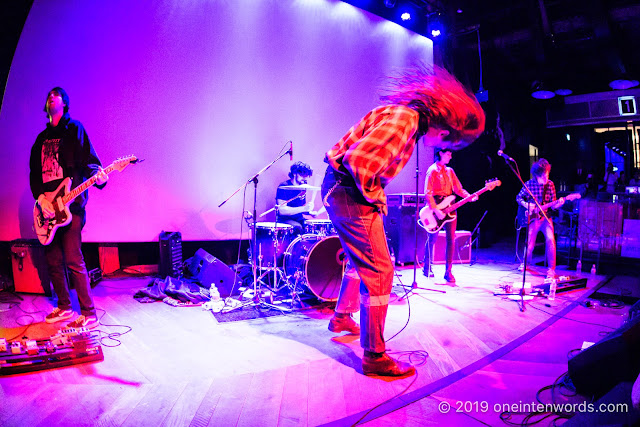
576, 260, 582, 272
590, 264, 596, 276
548, 279, 557, 301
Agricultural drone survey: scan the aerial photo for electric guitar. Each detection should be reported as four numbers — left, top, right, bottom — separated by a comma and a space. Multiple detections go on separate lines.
418, 179, 501, 234
33, 155, 138, 245
515, 193, 581, 229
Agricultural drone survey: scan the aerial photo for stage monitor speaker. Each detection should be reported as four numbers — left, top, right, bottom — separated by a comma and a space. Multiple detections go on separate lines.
431, 230, 472, 264
568, 314, 640, 399
384, 205, 427, 265
159, 231, 183, 279
186, 249, 238, 298
10, 240, 51, 295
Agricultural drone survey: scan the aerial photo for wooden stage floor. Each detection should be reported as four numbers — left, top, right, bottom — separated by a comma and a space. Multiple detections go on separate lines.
0, 245, 636, 426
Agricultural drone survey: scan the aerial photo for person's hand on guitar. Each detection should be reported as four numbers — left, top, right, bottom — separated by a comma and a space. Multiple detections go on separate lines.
37, 194, 55, 219
433, 207, 446, 220
95, 167, 109, 186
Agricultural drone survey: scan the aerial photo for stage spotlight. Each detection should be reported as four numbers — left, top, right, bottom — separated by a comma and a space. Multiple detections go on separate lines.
401, 12, 411, 21
427, 11, 444, 38
384, 0, 396, 8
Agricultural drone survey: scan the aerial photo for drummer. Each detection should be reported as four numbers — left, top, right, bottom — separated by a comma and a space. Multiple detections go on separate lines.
276, 161, 323, 234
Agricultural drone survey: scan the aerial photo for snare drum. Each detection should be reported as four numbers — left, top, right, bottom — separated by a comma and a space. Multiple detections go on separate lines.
304, 219, 336, 236
284, 234, 345, 301
252, 222, 294, 267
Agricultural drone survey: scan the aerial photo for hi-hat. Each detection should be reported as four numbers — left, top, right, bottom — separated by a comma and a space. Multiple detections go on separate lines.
280, 184, 320, 190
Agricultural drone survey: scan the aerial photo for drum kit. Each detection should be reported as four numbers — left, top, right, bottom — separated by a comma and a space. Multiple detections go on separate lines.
250, 184, 346, 304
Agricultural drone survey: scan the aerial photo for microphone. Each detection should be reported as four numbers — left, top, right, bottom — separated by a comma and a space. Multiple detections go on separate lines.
497, 150, 515, 162
289, 141, 293, 161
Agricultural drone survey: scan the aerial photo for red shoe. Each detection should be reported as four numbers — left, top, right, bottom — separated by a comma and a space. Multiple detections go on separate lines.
362, 353, 416, 377
328, 314, 360, 334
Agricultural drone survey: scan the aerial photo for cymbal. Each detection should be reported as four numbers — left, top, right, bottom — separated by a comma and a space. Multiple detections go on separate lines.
280, 184, 320, 190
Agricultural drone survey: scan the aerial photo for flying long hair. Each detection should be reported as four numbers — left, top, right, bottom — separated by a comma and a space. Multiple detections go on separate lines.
379, 64, 485, 146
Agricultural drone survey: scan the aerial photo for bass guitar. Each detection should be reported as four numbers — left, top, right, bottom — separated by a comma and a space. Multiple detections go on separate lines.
418, 179, 501, 234
515, 193, 581, 229
33, 155, 138, 245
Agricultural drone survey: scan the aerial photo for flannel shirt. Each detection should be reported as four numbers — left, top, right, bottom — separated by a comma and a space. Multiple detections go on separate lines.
516, 179, 556, 210
325, 105, 419, 215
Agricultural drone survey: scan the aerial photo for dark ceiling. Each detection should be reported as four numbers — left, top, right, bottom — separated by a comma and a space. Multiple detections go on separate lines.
409, 0, 640, 99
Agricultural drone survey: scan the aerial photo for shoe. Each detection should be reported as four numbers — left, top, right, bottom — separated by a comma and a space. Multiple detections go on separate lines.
422, 268, 434, 278
66, 315, 99, 329
362, 352, 416, 377
518, 263, 524, 272
328, 314, 360, 334
444, 271, 456, 283
546, 269, 556, 280
45, 308, 73, 324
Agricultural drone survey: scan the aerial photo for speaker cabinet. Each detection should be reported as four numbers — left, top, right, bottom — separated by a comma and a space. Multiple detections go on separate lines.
185, 249, 239, 297
10, 240, 51, 295
568, 315, 640, 399
431, 230, 472, 264
384, 205, 427, 265
159, 231, 183, 279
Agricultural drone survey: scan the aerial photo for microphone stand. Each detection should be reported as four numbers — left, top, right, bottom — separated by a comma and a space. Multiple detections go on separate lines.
218, 147, 293, 313
499, 155, 551, 312
400, 139, 445, 300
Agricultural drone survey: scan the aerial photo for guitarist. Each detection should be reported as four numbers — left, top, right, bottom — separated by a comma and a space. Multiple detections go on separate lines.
516, 158, 564, 279
29, 87, 108, 329
423, 148, 477, 283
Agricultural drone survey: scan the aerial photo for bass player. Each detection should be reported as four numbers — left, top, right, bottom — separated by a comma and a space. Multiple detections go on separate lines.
423, 148, 477, 283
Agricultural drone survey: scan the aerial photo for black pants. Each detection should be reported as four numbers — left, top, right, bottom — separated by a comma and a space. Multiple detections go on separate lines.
44, 211, 95, 317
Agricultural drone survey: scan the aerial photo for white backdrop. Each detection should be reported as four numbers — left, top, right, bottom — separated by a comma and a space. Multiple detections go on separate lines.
0, 0, 433, 242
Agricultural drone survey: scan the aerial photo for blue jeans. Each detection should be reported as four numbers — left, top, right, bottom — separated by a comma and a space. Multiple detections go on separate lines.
524, 217, 556, 271
44, 211, 96, 317
321, 167, 393, 353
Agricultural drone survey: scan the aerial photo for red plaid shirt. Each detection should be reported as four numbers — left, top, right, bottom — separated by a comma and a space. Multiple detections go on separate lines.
325, 105, 419, 215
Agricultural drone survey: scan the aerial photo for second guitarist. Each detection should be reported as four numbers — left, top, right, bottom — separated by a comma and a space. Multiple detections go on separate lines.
516, 158, 564, 279
423, 148, 477, 283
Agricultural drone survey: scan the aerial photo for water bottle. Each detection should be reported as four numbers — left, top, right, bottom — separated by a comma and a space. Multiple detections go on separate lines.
548, 279, 557, 301
210, 285, 221, 301
590, 264, 596, 276
576, 260, 582, 272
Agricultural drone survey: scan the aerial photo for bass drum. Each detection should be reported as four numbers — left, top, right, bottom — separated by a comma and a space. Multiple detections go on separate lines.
284, 234, 345, 301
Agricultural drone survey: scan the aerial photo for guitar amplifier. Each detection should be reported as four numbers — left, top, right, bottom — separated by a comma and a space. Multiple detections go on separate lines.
431, 230, 472, 264
10, 240, 52, 295
159, 231, 183, 278
387, 193, 426, 207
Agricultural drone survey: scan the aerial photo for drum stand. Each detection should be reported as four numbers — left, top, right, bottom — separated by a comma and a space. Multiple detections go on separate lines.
218, 145, 293, 313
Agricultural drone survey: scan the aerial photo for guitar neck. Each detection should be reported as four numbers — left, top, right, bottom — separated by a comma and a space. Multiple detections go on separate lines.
61, 163, 116, 205
444, 187, 489, 213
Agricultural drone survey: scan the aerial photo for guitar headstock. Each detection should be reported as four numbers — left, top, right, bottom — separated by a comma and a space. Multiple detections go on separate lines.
565, 193, 582, 202
112, 155, 138, 172
485, 178, 502, 191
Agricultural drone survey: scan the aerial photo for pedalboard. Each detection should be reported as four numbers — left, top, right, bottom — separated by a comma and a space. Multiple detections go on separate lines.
0, 328, 103, 375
